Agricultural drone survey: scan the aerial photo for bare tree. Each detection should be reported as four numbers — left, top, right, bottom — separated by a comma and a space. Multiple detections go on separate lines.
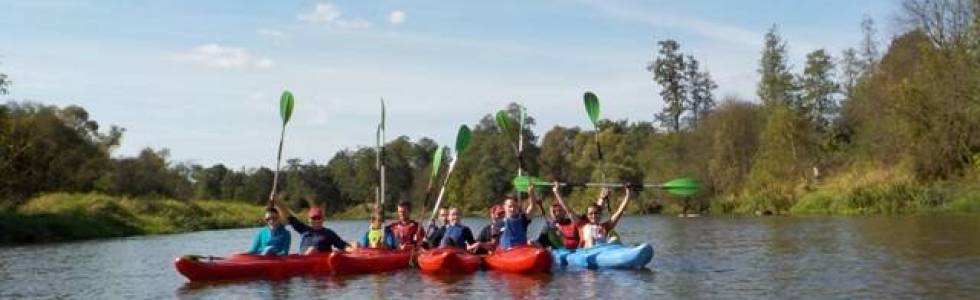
899, 0, 977, 48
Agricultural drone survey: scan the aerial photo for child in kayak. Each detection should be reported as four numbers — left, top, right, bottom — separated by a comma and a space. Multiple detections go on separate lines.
537, 182, 588, 250
245, 207, 291, 256
386, 201, 425, 250
580, 186, 632, 248
473, 205, 504, 254
424, 207, 449, 249
498, 186, 542, 250
438, 208, 477, 250
357, 213, 397, 249
272, 198, 349, 254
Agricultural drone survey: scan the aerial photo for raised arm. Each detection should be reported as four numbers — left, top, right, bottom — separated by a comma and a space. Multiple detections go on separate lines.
524, 186, 538, 216
607, 186, 632, 230
552, 182, 577, 217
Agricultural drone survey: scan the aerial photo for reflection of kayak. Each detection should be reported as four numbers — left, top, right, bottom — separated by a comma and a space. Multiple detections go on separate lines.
553, 242, 654, 269
484, 245, 552, 273
417, 248, 482, 274
328, 248, 412, 275
174, 253, 331, 282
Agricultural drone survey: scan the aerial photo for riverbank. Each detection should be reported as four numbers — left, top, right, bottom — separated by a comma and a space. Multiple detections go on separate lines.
0, 193, 265, 245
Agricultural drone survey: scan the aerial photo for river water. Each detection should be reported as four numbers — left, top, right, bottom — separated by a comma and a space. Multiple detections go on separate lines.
1, 215, 979, 299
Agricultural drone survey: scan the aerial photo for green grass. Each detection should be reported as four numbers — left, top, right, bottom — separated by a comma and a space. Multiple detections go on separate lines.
1, 193, 265, 244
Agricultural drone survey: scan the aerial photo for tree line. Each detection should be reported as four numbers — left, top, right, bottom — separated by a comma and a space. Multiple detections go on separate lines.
2, 0, 978, 215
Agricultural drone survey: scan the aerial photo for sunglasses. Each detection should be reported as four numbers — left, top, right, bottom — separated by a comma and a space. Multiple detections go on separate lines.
265, 216, 278, 221
310, 217, 323, 221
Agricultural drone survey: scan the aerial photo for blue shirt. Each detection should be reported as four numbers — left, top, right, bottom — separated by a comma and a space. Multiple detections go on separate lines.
247, 225, 291, 256
439, 223, 475, 249
498, 214, 531, 249
287, 216, 349, 252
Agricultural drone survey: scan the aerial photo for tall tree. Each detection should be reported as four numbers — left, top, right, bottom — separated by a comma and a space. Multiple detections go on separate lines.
838, 48, 862, 99
649, 39, 687, 132
899, 0, 977, 48
757, 25, 797, 107
859, 16, 880, 72
685, 55, 718, 127
799, 49, 839, 132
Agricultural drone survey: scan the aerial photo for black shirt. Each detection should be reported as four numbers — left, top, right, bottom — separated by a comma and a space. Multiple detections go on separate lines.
287, 216, 349, 252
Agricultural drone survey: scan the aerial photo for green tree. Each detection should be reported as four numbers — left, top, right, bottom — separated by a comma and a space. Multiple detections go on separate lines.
649, 39, 687, 132
757, 25, 797, 107
684, 55, 718, 127
799, 49, 839, 132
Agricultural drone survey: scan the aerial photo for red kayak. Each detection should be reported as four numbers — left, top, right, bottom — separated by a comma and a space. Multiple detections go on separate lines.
328, 248, 412, 275
174, 253, 332, 282
483, 245, 552, 274
417, 248, 483, 274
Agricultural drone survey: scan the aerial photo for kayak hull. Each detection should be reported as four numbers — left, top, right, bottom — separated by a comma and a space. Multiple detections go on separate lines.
484, 245, 552, 274
328, 248, 412, 275
174, 253, 332, 282
417, 248, 482, 274
558, 243, 654, 269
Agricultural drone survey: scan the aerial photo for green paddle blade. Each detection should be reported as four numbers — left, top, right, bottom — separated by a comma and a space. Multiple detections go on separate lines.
455, 125, 472, 153
430, 146, 444, 182
660, 177, 702, 197
512, 175, 548, 191
584, 91, 600, 127
280, 90, 295, 125
495, 110, 511, 134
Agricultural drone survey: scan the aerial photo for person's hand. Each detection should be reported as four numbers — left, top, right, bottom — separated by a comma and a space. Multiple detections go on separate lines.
526, 182, 535, 194
623, 183, 633, 196
552, 182, 560, 194
466, 242, 480, 253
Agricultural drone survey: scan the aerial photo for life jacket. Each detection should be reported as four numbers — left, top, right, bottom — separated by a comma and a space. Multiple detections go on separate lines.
388, 220, 421, 247
367, 228, 385, 248
499, 216, 529, 249
555, 219, 582, 249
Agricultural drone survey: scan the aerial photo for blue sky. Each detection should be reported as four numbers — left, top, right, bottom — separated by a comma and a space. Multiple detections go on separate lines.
1, 0, 896, 169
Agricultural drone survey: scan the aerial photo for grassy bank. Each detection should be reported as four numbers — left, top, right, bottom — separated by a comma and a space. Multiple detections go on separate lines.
0, 193, 265, 245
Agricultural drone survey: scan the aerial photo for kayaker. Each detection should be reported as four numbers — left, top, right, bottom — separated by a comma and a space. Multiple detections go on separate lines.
386, 201, 426, 250
474, 205, 504, 254
580, 186, 632, 248
424, 207, 449, 249
357, 213, 397, 249
498, 187, 542, 250
438, 208, 477, 250
272, 198, 349, 254
537, 182, 587, 250
245, 207, 291, 256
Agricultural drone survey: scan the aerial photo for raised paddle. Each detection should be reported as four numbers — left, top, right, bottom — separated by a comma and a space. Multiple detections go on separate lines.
420, 146, 445, 220
429, 125, 472, 224
512, 175, 702, 197
583, 91, 607, 183
268, 90, 295, 204
375, 99, 387, 218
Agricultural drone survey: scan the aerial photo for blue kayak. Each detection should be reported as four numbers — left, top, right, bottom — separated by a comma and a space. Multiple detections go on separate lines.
551, 242, 654, 269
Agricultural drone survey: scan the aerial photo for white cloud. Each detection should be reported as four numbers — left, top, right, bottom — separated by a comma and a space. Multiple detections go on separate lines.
299, 2, 372, 29
173, 44, 274, 69
257, 28, 285, 38
388, 10, 406, 25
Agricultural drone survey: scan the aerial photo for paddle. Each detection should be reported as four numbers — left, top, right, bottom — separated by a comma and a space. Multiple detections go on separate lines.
496, 106, 549, 221
268, 90, 295, 204
429, 125, 472, 224
420, 146, 445, 220
375, 99, 386, 218
512, 175, 702, 197
583, 92, 606, 182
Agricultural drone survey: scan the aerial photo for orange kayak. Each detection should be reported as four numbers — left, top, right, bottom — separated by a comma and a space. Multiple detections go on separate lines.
174, 253, 332, 282
483, 245, 552, 274
328, 248, 412, 275
417, 248, 483, 274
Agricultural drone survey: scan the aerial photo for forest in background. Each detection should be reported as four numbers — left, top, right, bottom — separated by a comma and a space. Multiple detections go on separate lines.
2, 1, 979, 229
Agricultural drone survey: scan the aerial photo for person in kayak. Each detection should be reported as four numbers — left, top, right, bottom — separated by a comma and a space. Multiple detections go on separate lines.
357, 213, 397, 249
272, 198, 349, 254
537, 182, 588, 250
386, 201, 425, 250
245, 207, 291, 256
498, 186, 542, 250
580, 186, 632, 248
434, 207, 476, 250
473, 205, 504, 254
424, 207, 449, 249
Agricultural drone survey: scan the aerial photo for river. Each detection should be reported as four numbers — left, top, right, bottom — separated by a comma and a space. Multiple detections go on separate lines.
1, 215, 979, 299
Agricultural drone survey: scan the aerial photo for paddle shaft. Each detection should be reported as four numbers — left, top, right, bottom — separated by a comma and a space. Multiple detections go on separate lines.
429, 158, 458, 223
268, 124, 286, 203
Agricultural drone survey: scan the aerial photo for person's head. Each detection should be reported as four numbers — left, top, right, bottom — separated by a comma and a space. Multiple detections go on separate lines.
503, 195, 517, 217
447, 208, 461, 224
489, 205, 504, 221
551, 203, 568, 221
586, 204, 602, 223
370, 214, 382, 230
308, 207, 324, 229
437, 207, 449, 224
264, 207, 280, 228
396, 201, 411, 222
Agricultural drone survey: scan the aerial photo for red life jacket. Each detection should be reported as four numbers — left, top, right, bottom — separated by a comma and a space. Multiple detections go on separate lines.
555, 217, 584, 249
387, 220, 421, 247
